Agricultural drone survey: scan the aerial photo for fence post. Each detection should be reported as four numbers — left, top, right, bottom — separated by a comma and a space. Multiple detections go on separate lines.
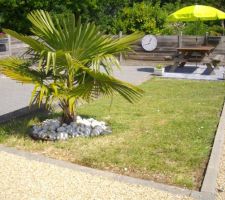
221, 20, 224, 36
205, 32, 209, 45
178, 31, 182, 48
119, 31, 123, 63
8, 35, 12, 56
222, 36, 225, 50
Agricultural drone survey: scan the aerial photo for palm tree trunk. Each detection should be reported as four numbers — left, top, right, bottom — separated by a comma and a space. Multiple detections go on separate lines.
62, 108, 75, 124
60, 100, 76, 124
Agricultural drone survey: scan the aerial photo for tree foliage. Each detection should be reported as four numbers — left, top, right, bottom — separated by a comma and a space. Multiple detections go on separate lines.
0, 0, 96, 33
0, 0, 224, 35
112, 2, 168, 34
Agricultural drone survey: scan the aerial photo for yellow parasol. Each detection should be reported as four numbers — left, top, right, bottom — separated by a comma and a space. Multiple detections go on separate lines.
168, 5, 225, 22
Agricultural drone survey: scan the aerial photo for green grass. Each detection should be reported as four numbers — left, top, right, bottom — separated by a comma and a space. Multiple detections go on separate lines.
0, 78, 224, 189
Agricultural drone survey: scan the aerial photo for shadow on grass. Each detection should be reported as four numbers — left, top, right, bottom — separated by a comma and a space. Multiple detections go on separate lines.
0, 111, 60, 142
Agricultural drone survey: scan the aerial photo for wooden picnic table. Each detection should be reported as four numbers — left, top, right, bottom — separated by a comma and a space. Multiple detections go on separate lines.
177, 46, 215, 55
170, 46, 215, 71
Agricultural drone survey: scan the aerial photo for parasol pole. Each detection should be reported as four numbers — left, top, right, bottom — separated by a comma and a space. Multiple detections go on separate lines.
222, 20, 224, 36
195, 21, 198, 46
195, 2, 198, 46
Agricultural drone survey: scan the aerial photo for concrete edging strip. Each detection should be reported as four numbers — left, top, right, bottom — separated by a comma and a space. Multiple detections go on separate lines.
200, 101, 225, 199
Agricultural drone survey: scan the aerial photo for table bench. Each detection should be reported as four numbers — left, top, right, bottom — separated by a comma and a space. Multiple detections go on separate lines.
203, 54, 224, 75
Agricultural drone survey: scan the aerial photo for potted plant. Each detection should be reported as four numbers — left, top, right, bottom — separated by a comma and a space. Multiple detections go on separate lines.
154, 64, 164, 76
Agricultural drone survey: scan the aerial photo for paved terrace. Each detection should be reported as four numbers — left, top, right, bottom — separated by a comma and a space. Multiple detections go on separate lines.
129, 65, 225, 81
0, 74, 33, 116
0, 66, 152, 116
164, 65, 225, 81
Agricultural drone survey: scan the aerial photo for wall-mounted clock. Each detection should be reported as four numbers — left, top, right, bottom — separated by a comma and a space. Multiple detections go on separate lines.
141, 35, 157, 51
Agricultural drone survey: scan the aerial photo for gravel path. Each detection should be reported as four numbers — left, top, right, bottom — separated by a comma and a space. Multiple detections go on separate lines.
216, 137, 225, 200
0, 151, 193, 200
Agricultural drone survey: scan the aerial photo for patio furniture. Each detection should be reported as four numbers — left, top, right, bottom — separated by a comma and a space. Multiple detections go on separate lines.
168, 4, 225, 43
203, 54, 225, 75
211, 54, 224, 67
170, 46, 215, 72
168, 5, 225, 22
168, 5, 225, 74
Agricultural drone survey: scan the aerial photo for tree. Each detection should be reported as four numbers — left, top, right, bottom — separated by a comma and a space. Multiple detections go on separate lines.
91, 0, 131, 33
112, 2, 168, 34
1, 0, 225, 35
0, 10, 143, 124
0, 0, 96, 33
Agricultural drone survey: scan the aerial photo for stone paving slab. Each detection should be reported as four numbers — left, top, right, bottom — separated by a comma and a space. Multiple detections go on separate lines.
163, 65, 225, 81
133, 64, 225, 81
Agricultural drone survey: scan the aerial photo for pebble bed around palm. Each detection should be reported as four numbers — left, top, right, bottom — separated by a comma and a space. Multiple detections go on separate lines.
31, 116, 112, 140
0, 78, 225, 189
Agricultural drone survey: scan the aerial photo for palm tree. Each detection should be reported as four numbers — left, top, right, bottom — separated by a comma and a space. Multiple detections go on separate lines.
0, 10, 144, 123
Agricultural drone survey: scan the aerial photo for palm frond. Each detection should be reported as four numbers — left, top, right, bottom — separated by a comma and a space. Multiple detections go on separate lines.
90, 54, 120, 75
3, 29, 51, 53
0, 57, 41, 84
70, 65, 144, 103
27, 10, 143, 62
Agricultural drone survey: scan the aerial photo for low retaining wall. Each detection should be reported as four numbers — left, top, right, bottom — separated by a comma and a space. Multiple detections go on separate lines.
1, 35, 224, 64
125, 35, 225, 64
0, 104, 46, 124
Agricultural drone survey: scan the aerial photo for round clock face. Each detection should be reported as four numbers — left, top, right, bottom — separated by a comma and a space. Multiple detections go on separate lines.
141, 35, 157, 51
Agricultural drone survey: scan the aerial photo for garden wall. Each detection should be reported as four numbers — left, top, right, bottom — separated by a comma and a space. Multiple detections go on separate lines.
0, 35, 225, 64
125, 35, 225, 64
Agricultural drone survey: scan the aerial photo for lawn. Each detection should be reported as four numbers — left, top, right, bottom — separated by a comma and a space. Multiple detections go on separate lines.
0, 78, 224, 189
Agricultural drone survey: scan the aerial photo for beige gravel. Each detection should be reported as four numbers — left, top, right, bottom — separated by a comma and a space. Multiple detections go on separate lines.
0, 151, 193, 200
216, 138, 225, 200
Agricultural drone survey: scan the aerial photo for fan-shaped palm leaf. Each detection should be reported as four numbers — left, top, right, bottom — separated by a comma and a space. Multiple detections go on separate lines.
0, 57, 41, 83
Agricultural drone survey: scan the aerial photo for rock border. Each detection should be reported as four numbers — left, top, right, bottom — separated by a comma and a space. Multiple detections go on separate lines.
0, 101, 224, 200
30, 117, 112, 141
